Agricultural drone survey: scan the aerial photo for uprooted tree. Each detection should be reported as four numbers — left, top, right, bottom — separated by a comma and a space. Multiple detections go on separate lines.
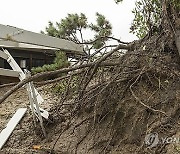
0, 0, 180, 153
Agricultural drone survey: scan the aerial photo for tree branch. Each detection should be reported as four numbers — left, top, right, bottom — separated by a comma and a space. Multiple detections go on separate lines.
77, 36, 130, 45
0, 43, 132, 104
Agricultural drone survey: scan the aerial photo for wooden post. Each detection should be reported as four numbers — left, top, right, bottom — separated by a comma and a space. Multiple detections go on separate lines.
30, 53, 32, 70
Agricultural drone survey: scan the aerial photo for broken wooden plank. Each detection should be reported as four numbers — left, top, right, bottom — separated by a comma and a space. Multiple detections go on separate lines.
3, 49, 26, 80
0, 108, 27, 150
0, 68, 19, 78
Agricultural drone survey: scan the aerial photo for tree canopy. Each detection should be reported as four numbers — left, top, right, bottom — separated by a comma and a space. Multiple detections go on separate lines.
44, 0, 180, 44
116, 0, 180, 38
42, 12, 113, 55
42, 0, 180, 61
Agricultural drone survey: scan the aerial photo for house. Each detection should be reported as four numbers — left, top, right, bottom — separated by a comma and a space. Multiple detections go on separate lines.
0, 24, 85, 83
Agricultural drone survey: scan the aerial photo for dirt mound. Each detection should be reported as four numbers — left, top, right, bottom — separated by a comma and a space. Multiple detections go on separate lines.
59, 33, 180, 153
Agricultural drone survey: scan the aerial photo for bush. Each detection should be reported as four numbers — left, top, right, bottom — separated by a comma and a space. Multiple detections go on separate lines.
31, 51, 69, 74
53, 75, 79, 96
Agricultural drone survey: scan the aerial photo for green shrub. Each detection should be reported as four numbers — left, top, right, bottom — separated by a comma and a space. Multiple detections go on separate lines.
31, 51, 69, 74
53, 80, 67, 94
53, 75, 79, 96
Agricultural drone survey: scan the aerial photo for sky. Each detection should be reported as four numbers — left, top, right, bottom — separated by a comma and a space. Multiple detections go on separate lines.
0, 0, 137, 42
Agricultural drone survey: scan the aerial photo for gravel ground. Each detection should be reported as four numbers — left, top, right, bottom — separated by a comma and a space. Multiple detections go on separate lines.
0, 85, 59, 154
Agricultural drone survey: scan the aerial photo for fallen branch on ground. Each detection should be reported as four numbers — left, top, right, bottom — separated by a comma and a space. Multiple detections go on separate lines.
0, 43, 132, 104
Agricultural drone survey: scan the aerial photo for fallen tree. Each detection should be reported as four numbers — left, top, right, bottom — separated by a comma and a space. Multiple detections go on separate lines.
0, 43, 132, 104
1, 0, 180, 153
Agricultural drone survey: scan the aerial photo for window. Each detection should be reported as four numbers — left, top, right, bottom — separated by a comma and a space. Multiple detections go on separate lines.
32, 59, 45, 67
20, 60, 26, 68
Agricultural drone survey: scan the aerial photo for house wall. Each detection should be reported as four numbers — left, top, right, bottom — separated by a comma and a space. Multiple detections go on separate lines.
2, 48, 55, 70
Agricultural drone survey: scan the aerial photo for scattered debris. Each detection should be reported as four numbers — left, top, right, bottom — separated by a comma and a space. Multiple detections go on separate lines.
0, 108, 27, 150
